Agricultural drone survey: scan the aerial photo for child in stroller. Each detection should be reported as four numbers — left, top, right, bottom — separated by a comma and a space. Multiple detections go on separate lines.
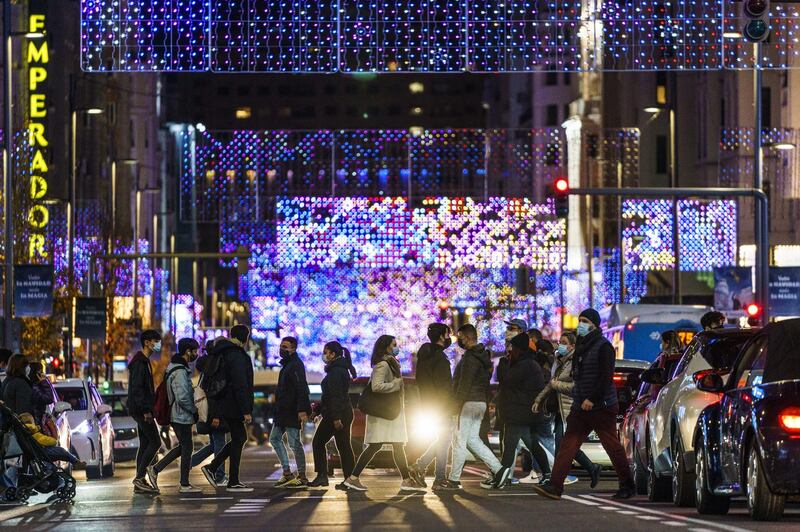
0, 403, 77, 503
19, 413, 84, 468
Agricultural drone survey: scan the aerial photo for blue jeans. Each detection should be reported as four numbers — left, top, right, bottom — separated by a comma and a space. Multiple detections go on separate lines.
269, 425, 306, 476
191, 430, 227, 481
416, 416, 454, 482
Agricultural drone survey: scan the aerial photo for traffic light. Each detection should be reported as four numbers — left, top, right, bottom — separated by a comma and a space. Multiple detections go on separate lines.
438, 301, 449, 320
742, 0, 770, 42
746, 303, 762, 326
553, 177, 569, 218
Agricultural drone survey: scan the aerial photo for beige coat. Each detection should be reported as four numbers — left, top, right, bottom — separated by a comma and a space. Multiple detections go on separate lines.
363, 360, 407, 444
533, 351, 575, 420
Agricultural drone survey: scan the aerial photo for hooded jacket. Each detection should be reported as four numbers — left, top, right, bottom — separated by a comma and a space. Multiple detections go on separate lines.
452, 343, 492, 407
415, 342, 453, 414
166, 353, 197, 425
207, 338, 254, 420
274, 351, 312, 429
498, 350, 547, 425
127, 351, 155, 417
319, 356, 353, 422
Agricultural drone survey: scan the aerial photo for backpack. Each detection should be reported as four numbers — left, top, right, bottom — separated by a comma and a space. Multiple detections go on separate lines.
200, 351, 228, 399
153, 366, 184, 426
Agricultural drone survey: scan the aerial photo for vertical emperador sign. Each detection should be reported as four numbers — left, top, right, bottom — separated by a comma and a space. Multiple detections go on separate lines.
27, 4, 49, 261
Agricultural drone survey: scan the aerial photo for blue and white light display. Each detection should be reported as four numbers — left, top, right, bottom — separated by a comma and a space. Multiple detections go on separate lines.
81, 1, 800, 72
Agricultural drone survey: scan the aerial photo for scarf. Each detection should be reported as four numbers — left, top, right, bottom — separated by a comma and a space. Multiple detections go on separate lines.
383, 355, 402, 378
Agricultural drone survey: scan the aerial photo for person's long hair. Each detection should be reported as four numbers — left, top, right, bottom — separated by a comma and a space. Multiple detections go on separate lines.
325, 341, 357, 379
6, 354, 28, 378
371, 335, 395, 367
661, 330, 682, 353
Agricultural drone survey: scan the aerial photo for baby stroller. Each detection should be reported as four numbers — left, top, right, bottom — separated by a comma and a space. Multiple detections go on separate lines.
0, 403, 76, 503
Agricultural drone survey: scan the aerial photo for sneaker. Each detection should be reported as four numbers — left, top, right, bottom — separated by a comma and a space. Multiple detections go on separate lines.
438, 480, 462, 491
179, 484, 202, 494
480, 477, 495, 489
538, 474, 551, 486
227, 483, 255, 493
611, 487, 635, 500
509, 478, 520, 485
531, 482, 562, 501
74, 460, 87, 469
408, 464, 427, 488
334, 482, 349, 491
589, 464, 602, 489
146, 465, 159, 492
215, 475, 229, 487
201, 465, 218, 488
285, 476, 309, 489
431, 479, 448, 491
518, 472, 541, 484
274, 473, 295, 488
492, 467, 512, 489
133, 478, 158, 494
343, 477, 367, 492
400, 478, 426, 493
564, 475, 579, 485
308, 476, 329, 488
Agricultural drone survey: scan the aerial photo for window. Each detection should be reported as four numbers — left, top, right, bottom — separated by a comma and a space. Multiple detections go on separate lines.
56, 387, 88, 411
545, 104, 559, 126
729, 336, 767, 389
545, 71, 558, 86
761, 87, 772, 129
701, 335, 752, 373
656, 135, 668, 174
672, 341, 698, 379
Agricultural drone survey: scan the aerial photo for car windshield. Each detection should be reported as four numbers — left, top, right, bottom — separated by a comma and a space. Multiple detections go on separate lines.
103, 395, 129, 417
700, 336, 751, 371
56, 387, 88, 411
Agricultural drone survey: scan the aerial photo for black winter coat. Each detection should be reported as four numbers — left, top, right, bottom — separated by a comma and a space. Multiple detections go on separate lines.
31, 379, 55, 421
127, 351, 155, 417
498, 350, 547, 425
196, 355, 228, 431
452, 344, 492, 407
2, 376, 33, 416
207, 339, 254, 420
415, 342, 453, 414
274, 352, 312, 429
319, 357, 353, 422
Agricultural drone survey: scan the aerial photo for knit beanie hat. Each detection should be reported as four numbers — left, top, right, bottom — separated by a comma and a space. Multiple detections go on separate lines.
578, 308, 601, 328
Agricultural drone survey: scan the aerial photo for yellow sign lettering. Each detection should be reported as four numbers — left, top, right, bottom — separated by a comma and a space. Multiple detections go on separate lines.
29, 175, 48, 199
29, 67, 47, 90
30, 94, 46, 118
27, 40, 49, 64
31, 150, 48, 173
28, 205, 50, 229
28, 234, 48, 260
28, 123, 48, 147
29, 14, 45, 33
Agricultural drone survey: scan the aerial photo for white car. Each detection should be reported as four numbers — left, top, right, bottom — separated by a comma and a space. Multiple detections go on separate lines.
39, 377, 74, 464
54, 379, 115, 479
643, 328, 756, 506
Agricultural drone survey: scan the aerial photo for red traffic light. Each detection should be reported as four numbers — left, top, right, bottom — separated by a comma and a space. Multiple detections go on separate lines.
554, 178, 569, 193
744, 0, 768, 18
746, 303, 762, 317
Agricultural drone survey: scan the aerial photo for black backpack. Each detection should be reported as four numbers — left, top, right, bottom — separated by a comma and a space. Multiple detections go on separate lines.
200, 352, 228, 399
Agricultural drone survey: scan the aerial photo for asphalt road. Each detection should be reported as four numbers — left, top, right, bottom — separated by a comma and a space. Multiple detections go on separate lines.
1, 445, 798, 531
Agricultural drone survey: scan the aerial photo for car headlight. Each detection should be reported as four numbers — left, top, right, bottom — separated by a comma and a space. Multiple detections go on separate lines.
71, 420, 93, 435
411, 411, 440, 441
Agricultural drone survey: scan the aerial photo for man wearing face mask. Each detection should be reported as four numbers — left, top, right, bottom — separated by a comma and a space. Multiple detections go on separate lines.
533, 308, 635, 501
270, 336, 312, 488
410, 323, 454, 490
147, 338, 201, 493
128, 329, 163, 494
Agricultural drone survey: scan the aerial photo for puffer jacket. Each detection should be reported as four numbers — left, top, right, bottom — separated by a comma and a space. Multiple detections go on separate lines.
2, 376, 33, 416
127, 351, 155, 417
498, 350, 546, 425
533, 350, 575, 419
452, 343, 492, 408
166, 354, 197, 425
206, 338, 254, 420
319, 356, 353, 422
274, 352, 312, 429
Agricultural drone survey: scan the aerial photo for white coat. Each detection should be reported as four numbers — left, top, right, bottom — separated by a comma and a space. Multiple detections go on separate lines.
363, 360, 407, 444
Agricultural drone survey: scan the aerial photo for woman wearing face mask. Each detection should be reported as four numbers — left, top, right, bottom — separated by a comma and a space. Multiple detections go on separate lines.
343, 335, 424, 493
28, 362, 55, 423
2, 354, 33, 416
533, 332, 602, 487
309, 341, 357, 488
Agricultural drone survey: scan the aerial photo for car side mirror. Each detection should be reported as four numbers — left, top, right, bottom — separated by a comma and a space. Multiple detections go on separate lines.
694, 371, 725, 393
640, 368, 666, 386
96, 403, 112, 417
54, 401, 73, 415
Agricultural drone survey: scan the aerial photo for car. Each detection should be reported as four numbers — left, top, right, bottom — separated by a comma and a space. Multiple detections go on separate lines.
693, 318, 800, 521
100, 383, 140, 463
580, 358, 650, 467
40, 376, 74, 467
642, 328, 756, 505
54, 379, 115, 479
621, 351, 685, 494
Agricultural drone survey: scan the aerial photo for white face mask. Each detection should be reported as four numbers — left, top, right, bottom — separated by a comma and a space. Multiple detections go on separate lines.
152, 341, 162, 353
576, 322, 592, 337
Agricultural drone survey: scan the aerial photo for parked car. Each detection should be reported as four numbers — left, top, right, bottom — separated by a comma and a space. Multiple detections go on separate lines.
621, 350, 685, 494
41, 376, 74, 467
54, 379, 115, 479
100, 383, 139, 463
642, 328, 756, 505
693, 318, 800, 521
580, 358, 650, 467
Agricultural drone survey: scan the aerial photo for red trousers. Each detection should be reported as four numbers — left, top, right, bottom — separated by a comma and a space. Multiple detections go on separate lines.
550, 405, 634, 494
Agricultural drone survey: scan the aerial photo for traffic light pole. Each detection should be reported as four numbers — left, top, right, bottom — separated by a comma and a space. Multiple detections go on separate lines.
569, 187, 770, 322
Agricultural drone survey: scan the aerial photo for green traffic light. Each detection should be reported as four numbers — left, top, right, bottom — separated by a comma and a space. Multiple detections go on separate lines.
744, 19, 769, 42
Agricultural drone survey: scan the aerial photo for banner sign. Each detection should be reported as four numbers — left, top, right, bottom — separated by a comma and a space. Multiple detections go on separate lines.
713, 266, 753, 313
13, 265, 53, 317
75, 297, 107, 339
769, 267, 800, 317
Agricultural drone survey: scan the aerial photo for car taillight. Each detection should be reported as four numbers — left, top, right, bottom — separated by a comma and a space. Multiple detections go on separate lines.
779, 407, 800, 433
613, 373, 626, 387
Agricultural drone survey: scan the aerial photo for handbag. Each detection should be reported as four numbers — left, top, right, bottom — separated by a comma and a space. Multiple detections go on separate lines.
357, 379, 401, 420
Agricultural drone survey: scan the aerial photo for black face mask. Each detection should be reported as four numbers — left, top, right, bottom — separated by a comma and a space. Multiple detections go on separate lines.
443, 337, 452, 349
457, 339, 468, 350
279, 349, 292, 359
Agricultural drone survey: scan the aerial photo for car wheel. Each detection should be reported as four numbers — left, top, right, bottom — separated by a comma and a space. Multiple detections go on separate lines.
747, 442, 785, 521
87, 440, 104, 480
694, 445, 729, 515
672, 436, 696, 507
632, 447, 648, 495
648, 450, 672, 502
